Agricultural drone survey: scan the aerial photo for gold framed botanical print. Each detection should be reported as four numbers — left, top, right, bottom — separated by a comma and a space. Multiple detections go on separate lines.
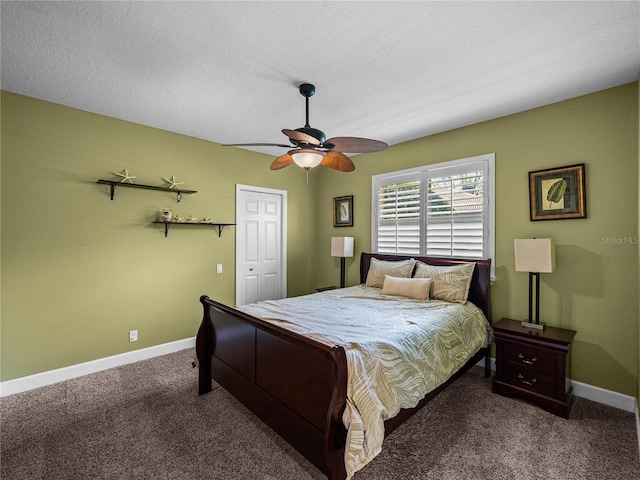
529, 164, 586, 221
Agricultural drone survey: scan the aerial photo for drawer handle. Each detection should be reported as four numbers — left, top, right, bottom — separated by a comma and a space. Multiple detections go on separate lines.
517, 353, 537, 365
518, 374, 537, 386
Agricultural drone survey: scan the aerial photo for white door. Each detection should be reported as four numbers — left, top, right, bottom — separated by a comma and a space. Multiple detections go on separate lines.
236, 185, 287, 306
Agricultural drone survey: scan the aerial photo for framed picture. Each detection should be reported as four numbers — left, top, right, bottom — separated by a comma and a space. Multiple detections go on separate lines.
333, 195, 353, 227
529, 163, 586, 221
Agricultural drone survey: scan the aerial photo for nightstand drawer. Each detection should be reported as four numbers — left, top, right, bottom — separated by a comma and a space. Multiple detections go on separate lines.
503, 361, 555, 398
502, 342, 555, 374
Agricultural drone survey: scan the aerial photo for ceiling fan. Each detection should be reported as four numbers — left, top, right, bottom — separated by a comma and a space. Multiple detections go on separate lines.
226, 83, 388, 172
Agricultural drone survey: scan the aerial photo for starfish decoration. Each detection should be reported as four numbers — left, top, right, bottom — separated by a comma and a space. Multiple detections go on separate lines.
113, 169, 136, 184
163, 175, 184, 190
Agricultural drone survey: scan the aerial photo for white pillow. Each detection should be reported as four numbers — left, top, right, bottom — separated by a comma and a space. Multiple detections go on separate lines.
381, 275, 431, 301
365, 257, 416, 288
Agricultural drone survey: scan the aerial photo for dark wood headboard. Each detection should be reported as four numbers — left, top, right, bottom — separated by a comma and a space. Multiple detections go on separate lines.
359, 252, 492, 322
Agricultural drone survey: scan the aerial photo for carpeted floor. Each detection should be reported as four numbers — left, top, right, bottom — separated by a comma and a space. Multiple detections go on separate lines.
1, 349, 638, 479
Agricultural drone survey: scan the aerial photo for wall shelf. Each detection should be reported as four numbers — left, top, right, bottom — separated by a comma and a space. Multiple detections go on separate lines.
97, 179, 197, 204
153, 221, 236, 237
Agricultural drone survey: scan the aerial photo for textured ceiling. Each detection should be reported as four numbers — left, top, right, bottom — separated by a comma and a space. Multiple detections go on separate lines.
2, 1, 639, 156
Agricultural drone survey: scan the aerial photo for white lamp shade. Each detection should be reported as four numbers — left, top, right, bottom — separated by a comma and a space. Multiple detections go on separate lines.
331, 237, 354, 257
514, 238, 556, 273
292, 149, 323, 169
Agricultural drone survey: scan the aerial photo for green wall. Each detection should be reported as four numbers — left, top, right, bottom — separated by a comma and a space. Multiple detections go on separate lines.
2, 84, 639, 400
637, 74, 640, 409
315, 83, 639, 397
0, 91, 319, 381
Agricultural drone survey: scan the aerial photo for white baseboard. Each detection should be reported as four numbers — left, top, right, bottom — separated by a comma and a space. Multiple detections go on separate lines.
475, 357, 638, 413
0, 337, 196, 397
570, 379, 637, 413
476, 356, 496, 372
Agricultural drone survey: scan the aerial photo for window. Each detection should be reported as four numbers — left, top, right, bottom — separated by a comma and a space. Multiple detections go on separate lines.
372, 153, 495, 280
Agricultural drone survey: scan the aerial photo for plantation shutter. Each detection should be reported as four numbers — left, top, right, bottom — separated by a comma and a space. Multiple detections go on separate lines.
425, 164, 485, 258
375, 172, 421, 254
372, 154, 494, 278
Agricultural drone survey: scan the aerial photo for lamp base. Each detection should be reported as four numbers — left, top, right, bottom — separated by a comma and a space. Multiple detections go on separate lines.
521, 321, 545, 331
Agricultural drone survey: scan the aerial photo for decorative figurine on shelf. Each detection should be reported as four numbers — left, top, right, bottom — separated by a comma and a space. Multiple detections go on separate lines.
162, 175, 184, 189
159, 208, 172, 223
187, 215, 197, 223
113, 169, 136, 184
201, 217, 214, 224
173, 214, 185, 223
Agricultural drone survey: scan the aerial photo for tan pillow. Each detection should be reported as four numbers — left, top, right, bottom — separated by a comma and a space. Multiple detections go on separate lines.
413, 261, 475, 303
365, 257, 416, 288
381, 275, 431, 301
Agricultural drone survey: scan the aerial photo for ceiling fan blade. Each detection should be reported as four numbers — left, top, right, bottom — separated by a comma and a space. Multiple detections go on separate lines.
270, 153, 295, 170
325, 137, 388, 153
321, 151, 355, 172
224, 142, 291, 148
282, 129, 320, 146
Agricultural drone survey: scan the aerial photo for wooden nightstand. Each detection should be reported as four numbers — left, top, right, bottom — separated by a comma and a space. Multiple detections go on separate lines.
492, 318, 577, 418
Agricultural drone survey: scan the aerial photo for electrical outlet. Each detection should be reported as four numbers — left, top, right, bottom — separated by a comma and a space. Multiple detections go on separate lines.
129, 330, 138, 342
216, 264, 223, 274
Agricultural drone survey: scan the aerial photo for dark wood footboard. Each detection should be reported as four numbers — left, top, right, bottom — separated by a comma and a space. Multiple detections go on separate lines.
196, 295, 349, 480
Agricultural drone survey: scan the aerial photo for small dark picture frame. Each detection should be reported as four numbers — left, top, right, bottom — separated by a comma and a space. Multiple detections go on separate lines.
333, 195, 353, 227
529, 163, 586, 221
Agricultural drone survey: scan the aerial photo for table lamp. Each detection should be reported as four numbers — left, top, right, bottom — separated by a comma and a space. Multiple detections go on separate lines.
514, 238, 556, 330
331, 237, 354, 288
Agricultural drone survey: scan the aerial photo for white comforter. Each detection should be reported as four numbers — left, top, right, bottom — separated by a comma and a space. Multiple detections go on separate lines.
238, 285, 492, 479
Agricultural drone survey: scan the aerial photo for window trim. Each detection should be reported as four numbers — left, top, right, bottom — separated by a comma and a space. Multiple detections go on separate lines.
372, 153, 495, 280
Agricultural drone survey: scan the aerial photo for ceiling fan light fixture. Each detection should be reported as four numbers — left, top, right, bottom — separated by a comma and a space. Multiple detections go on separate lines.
291, 149, 324, 170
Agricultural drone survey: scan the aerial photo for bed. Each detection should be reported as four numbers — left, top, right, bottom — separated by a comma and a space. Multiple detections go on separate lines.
196, 252, 492, 480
